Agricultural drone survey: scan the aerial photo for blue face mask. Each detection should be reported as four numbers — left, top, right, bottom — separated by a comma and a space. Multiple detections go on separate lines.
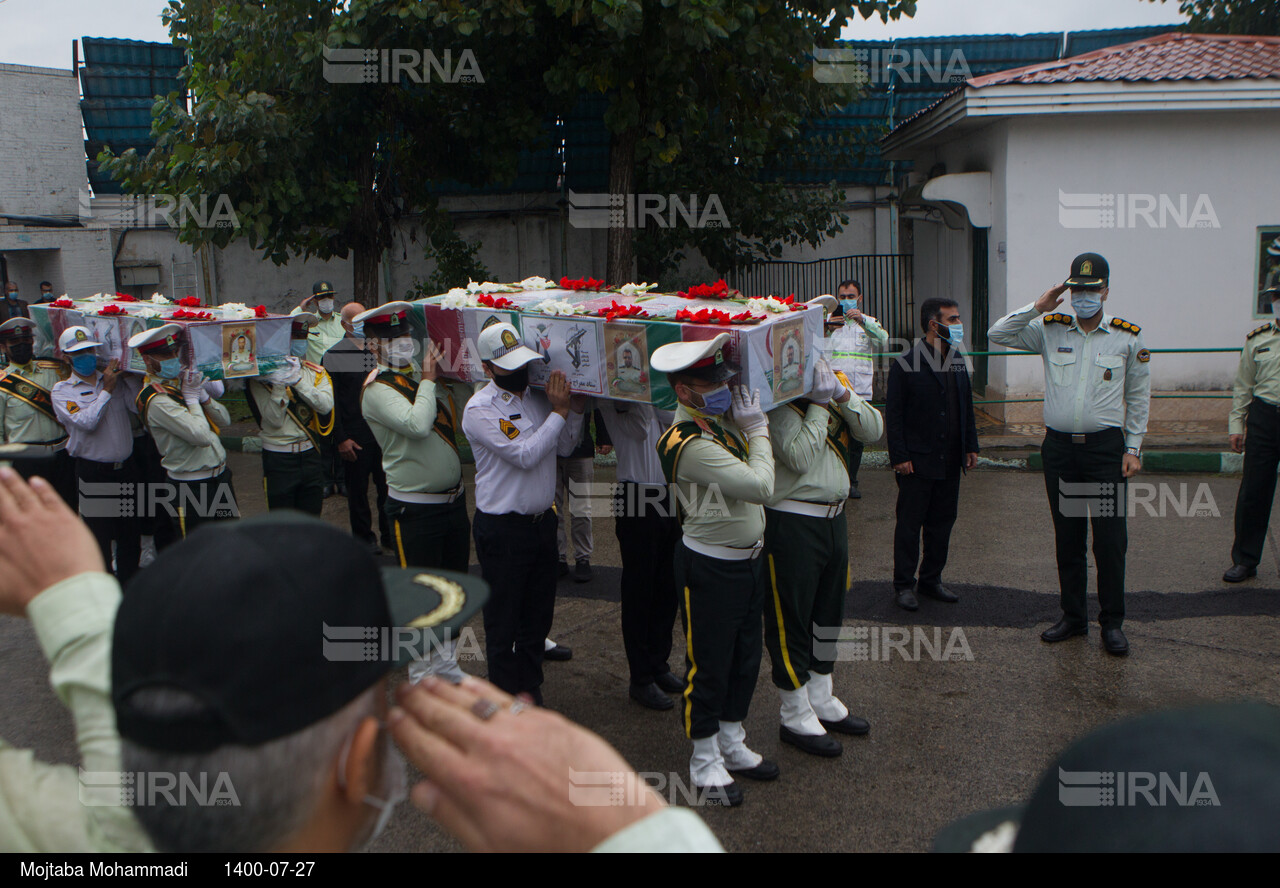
839, 299, 858, 315
1071, 290, 1103, 319
71, 354, 98, 377
946, 323, 965, 344
290, 340, 309, 358
698, 384, 733, 417
352, 322, 364, 338
157, 358, 182, 380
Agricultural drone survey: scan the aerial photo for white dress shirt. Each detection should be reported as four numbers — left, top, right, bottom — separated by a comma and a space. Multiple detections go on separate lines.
597, 401, 669, 485
461, 381, 584, 515
51, 372, 142, 463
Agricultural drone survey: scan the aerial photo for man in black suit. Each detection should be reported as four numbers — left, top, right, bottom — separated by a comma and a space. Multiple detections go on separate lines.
885, 298, 980, 611
1, 282, 30, 325
322, 302, 390, 555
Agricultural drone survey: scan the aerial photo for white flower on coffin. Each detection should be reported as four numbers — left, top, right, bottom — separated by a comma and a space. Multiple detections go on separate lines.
519, 276, 556, 291
219, 303, 258, 320
467, 280, 517, 295
85, 293, 112, 303
134, 308, 161, 319
745, 297, 793, 315
619, 282, 657, 298
150, 293, 171, 305
440, 290, 480, 309
534, 299, 581, 317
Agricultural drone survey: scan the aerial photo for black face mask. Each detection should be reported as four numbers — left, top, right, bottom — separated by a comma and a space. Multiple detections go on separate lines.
493, 366, 530, 393
7, 342, 34, 365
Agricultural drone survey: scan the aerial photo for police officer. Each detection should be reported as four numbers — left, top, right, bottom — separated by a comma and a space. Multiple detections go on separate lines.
51, 326, 143, 581
247, 313, 335, 515
827, 280, 887, 498
764, 356, 884, 757
988, 253, 1151, 655
0, 317, 73, 504
654, 333, 777, 807
461, 322, 585, 703
128, 324, 238, 543
292, 281, 347, 497
1224, 285, 1280, 583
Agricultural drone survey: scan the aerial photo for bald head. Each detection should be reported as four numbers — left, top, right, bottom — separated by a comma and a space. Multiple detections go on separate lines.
340, 303, 365, 324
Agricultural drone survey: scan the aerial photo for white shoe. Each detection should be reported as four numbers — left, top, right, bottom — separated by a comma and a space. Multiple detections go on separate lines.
717, 721, 762, 771
780, 686, 826, 735
690, 735, 732, 788
544, 637, 557, 652
806, 673, 849, 722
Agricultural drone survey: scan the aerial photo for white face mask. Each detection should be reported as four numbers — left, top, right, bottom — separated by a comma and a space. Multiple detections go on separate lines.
317, 298, 336, 315
385, 338, 417, 366
340, 725, 407, 853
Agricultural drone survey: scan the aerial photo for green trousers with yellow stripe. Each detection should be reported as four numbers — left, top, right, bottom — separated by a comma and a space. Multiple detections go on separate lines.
763, 508, 849, 690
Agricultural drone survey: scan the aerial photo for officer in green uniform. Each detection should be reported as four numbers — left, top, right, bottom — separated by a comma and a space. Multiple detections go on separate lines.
0, 318, 73, 504
292, 282, 347, 497
1224, 285, 1280, 582
764, 358, 884, 758
355, 302, 472, 573
988, 253, 1150, 656
654, 333, 777, 807
247, 313, 335, 515
128, 324, 238, 545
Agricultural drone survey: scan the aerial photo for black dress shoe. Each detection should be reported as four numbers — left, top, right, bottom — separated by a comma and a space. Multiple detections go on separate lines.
654, 671, 685, 694
819, 714, 870, 736
698, 780, 744, 807
557, 559, 569, 578
629, 682, 674, 711
779, 725, 842, 758
323, 484, 335, 498
848, 481, 862, 500
1041, 619, 1088, 643
544, 643, 573, 662
574, 558, 593, 583
918, 584, 959, 604
895, 588, 919, 611
1223, 564, 1257, 583
1102, 627, 1130, 656
727, 759, 780, 781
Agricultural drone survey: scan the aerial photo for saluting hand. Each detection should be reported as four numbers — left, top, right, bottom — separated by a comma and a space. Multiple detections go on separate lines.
1035, 284, 1069, 314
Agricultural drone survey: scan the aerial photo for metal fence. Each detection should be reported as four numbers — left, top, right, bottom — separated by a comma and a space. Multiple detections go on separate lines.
728, 254, 915, 340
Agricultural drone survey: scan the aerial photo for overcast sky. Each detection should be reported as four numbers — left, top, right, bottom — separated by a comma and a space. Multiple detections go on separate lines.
0, 0, 1188, 70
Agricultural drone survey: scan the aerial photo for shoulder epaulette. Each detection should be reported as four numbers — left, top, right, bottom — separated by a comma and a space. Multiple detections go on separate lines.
1248, 324, 1274, 340
1044, 313, 1072, 326
1110, 318, 1141, 335
36, 358, 70, 379
303, 360, 324, 372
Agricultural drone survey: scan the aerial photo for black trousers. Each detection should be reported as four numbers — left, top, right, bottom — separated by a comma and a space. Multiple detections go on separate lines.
386, 495, 471, 571
1232, 399, 1280, 568
319, 431, 338, 488
1042, 428, 1127, 629
763, 509, 849, 690
674, 541, 766, 740
155, 469, 239, 546
262, 448, 324, 515
893, 469, 961, 591
614, 482, 680, 685
344, 438, 390, 546
474, 509, 558, 699
12, 449, 75, 507
132, 433, 164, 538
75, 456, 142, 585
848, 439, 865, 485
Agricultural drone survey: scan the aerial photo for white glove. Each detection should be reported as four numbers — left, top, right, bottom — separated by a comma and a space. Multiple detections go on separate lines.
262, 356, 303, 387
202, 379, 226, 399
730, 386, 767, 438
180, 370, 210, 404
806, 359, 840, 404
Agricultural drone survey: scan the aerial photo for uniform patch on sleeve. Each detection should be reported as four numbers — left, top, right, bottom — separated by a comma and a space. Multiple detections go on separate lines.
66, 401, 79, 414
1136, 349, 1151, 364
499, 418, 520, 440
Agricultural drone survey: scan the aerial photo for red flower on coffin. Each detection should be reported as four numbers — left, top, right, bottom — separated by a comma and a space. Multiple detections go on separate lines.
677, 279, 731, 300
559, 277, 606, 292
97, 305, 126, 316
477, 294, 516, 309
50, 298, 75, 308
599, 301, 648, 321
254, 305, 269, 318
176, 296, 203, 307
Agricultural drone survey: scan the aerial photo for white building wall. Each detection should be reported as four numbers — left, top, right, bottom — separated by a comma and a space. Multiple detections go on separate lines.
0, 64, 86, 219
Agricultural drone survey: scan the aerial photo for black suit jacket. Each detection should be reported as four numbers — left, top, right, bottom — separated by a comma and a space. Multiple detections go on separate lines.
323, 334, 379, 446
0, 298, 30, 325
886, 338, 980, 478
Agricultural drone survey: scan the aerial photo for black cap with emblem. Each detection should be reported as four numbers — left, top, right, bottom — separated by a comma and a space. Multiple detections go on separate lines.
1065, 253, 1110, 290
112, 512, 487, 753
312, 281, 337, 298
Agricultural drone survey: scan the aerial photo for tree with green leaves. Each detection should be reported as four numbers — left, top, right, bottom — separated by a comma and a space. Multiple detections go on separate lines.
1149, 0, 1279, 35
102, 0, 552, 305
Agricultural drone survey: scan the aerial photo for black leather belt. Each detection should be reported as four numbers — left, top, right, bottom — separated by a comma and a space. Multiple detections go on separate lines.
1046, 427, 1123, 445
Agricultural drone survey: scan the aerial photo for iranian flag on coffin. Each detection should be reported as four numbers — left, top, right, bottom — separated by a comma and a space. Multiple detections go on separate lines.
29, 301, 293, 380
414, 282, 822, 411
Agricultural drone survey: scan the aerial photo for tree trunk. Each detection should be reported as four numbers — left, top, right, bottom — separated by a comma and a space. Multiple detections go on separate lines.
606, 127, 638, 285
352, 243, 380, 308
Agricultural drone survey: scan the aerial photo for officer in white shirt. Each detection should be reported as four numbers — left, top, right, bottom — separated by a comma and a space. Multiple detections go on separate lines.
827, 280, 888, 498
51, 326, 143, 582
461, 322, 585, 703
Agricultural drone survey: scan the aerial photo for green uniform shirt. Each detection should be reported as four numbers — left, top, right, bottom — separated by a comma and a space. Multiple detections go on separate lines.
0, 360, 67, 444
361, 366, 471, 495
290, 308, 346, 365
248, 362, 335, 449
0, 572, 153, 852
663, 404, 775, 549
138, 378, 229, 475
1230, 321, 1280, 435
767, 385, 885, 505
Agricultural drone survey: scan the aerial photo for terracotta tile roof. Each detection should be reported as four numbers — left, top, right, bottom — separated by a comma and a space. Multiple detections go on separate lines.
969, 32, 1280, 87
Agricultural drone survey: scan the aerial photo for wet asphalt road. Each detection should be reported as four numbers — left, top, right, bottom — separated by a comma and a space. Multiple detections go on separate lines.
1, 454, 1276, 852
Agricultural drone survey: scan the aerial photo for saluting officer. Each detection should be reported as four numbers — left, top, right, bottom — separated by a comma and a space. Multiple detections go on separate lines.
988, 253, 1150, 656
247, 312, 335, 515
654, 333, 777, 807
1224, 285, 1280, 583
0, 317, 74, 504
764, 345, 884, 759
355, 302, 472, 573
128, 324, 239, 544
